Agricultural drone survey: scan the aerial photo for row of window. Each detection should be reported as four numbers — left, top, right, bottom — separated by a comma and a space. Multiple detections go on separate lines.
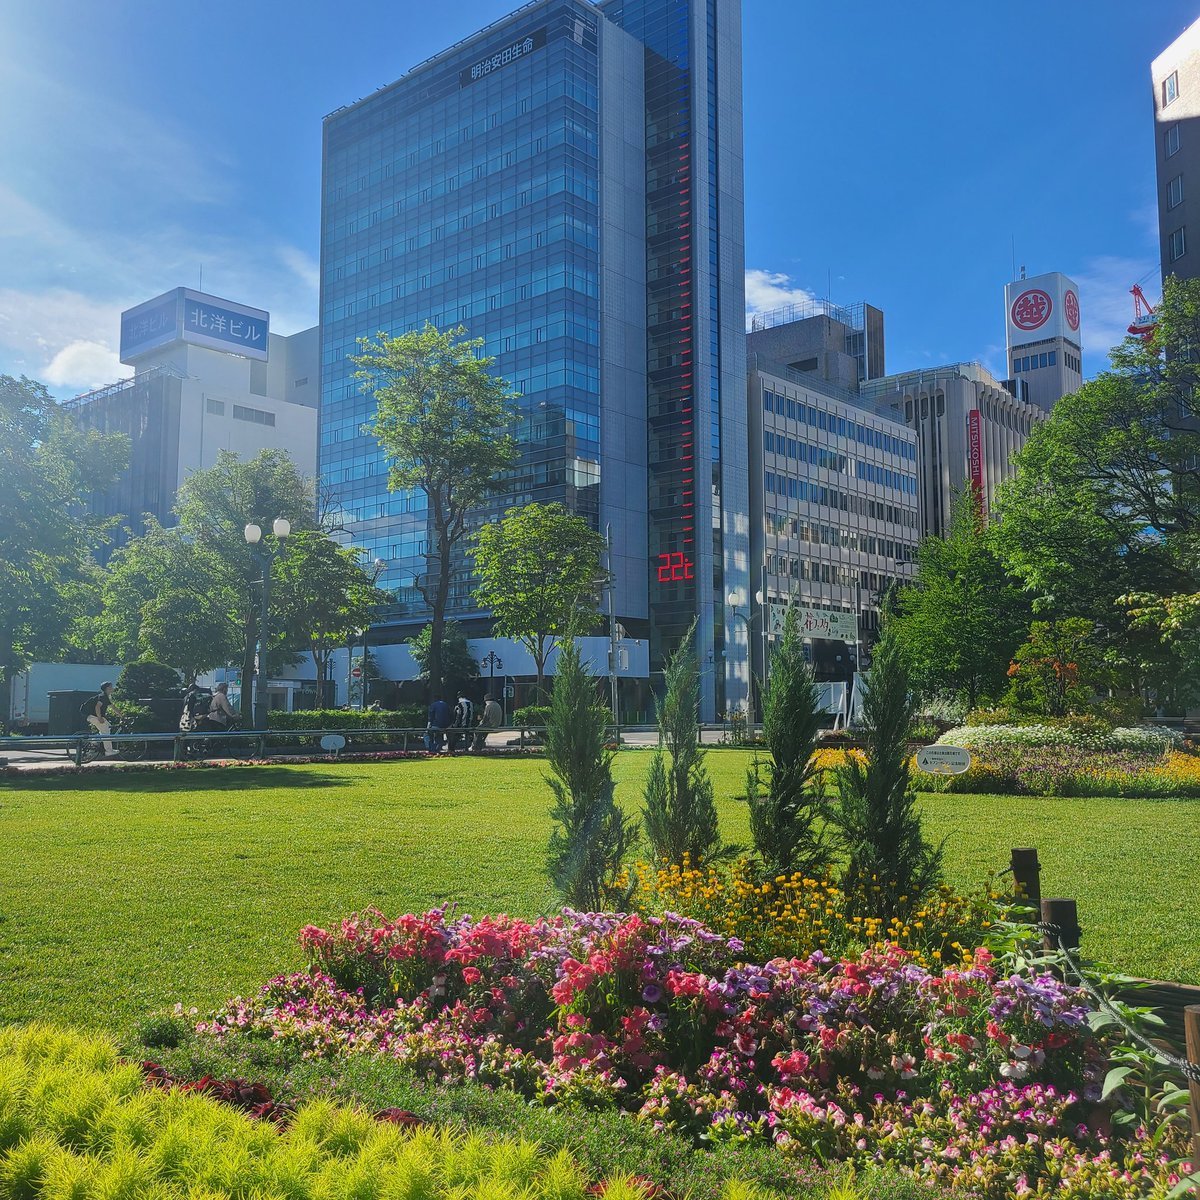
766, 556, 906, 593
764, 468, 917, 506
1013, 350, 1057, 373
762, 389, 916, 461
204, 398, 276, 427
769, 498, 918, 531
765, 513, 916, 562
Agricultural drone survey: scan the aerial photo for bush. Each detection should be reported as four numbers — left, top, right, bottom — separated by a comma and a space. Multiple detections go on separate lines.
267, 708, 425, 748
939, 722, 1183, 754
514, 704, 552, 727
545, 643, 636, 910
115, 659, 182, 700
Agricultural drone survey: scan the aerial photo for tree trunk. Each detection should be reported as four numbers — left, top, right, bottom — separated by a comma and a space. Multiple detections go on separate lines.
242, 607, 257, 715
427, 527, 453, 702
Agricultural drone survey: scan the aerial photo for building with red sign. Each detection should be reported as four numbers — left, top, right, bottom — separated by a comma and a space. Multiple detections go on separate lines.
1003, 270, 1084, 412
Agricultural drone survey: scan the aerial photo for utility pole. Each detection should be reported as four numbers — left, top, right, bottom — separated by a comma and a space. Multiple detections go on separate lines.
606, 524, 620, 727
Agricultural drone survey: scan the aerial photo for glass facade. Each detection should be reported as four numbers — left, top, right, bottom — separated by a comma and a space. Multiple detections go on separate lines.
319, 0, 747, 715
321, 1, 606, 618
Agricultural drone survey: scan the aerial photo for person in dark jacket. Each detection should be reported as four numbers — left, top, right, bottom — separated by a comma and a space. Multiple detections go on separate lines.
426, 695, 452, 753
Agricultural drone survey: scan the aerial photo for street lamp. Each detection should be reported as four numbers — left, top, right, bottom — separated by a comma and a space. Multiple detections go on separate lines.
480, 649, 504, 717
352, 558, 388, 710
243, 517, 291, 730
726, 590, 755, 727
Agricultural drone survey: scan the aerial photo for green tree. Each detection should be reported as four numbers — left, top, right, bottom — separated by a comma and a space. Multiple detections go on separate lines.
746, 609, 830, 879
355, 325, 519, 699
274, 531, 389, 707
0, 375, 128, 719
993, 276, 1200, 706
471, 502, 606, 697
892, 490, 1030, 709
408, 621, 479, 699
114, 660, 182, 701
173, 449, 316, 692
77, 519, 242, 680
545, 642, 636, 910
829, 626, 942, 920
642, 622, 722, 867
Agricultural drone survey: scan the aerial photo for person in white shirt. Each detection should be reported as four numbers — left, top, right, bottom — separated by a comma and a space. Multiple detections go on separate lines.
206, 682, 239, 729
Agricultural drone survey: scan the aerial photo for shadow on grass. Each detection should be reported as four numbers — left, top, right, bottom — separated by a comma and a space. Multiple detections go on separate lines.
0, 765, 353, 793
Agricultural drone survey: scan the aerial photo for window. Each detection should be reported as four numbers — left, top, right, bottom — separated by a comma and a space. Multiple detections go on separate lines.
205, 398, 224, 416
1164, 71, 1179, 107
1171, 226, 1188, 261
232, 404, 275, 427
1169, 174, 1185, 209
1167, 123, 1181, 157
1048, 351, 1057, 367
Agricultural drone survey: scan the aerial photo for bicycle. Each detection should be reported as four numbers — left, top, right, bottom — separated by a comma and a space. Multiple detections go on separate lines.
76, 713, 149, 763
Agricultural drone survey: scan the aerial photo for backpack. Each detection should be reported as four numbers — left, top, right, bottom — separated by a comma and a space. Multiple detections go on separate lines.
187, 689, 213, 718
79, 697, 98, 719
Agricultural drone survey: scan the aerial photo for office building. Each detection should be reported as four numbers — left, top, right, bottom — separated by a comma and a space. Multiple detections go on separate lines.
860, 363, 1044, 538
70, 288, 318, 550
745, 304, 916, 681
1002, 271, 1083, 411
319, 0, 747, 719
1153, 17, 1200, 284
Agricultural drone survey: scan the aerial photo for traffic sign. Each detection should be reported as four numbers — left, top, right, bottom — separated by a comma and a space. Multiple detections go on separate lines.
351, 666, 363, 679
915, 745, 972, 775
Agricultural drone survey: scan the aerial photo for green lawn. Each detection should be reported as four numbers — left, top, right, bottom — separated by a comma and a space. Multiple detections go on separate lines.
0, 754, 1195, 1034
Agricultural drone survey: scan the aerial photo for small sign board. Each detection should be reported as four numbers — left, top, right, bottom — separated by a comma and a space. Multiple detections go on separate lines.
319, 734, 347, 754
503, 685, 515, 700
351, 666, 363, 679
915, 745, 972, 775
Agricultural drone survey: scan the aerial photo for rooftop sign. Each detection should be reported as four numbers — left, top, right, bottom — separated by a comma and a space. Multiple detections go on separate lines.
120, 288, 270, 365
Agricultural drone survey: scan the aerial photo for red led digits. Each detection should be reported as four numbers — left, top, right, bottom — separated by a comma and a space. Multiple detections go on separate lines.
656, 551, 694, 583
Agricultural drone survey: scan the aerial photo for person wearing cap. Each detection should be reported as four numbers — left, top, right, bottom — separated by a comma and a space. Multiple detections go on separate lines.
86, 682, 118, 756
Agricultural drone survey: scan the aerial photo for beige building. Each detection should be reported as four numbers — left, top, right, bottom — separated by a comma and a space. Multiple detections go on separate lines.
860, 364, 1044, 538
1152, 17, 1200, 284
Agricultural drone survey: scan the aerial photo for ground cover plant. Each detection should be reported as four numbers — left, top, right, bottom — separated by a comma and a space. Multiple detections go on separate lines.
1, 757, 1197, 1038
179, 905, 1192, 1199
0, 1023, 783, 1200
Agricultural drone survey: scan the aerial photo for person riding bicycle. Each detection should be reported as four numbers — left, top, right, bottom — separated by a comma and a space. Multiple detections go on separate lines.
205, 682, 239, 731
82, 682, 120, 757
180, 680, 213, 733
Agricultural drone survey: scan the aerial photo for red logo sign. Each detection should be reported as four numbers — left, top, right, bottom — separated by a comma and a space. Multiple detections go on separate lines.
1064, 289, 1079, 331
1011, 289, 1053, 331
968, 409, 987, 517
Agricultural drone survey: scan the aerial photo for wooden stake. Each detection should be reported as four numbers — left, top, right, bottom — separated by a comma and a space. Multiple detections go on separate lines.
1010, 847, 1041, 906
1186, 1004, 1200, 1173
1040, 897, 1080, 954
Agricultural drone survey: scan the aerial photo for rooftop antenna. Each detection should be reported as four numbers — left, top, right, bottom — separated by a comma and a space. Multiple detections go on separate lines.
199, 264, 204, 291
1010, 235, 1016, 280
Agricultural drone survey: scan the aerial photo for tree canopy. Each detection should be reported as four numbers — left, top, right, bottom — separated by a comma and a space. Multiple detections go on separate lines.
356, 324, 518, 699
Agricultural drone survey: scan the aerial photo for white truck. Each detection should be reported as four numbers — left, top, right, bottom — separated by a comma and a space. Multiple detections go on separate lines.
6, 663, 124, 731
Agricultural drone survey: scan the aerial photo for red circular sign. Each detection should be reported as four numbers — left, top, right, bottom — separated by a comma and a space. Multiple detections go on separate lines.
1064, 289, 1080, 331
1011, 289, 1053, 331
351, 667, 363, 678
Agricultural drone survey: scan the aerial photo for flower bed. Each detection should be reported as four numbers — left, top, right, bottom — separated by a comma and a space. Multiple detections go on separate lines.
939, 724, 1183, 754
194, 908, 1192, 1198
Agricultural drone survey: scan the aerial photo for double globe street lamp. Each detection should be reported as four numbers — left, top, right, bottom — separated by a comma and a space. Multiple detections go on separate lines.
243, 517, 291, 730
727, 588, 766, 728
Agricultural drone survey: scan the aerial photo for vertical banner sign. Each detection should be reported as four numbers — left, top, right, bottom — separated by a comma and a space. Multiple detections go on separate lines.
967, 409, 986, 515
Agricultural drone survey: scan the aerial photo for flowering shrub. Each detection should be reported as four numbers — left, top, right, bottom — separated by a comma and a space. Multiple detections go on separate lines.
196, 908, 1191, 1198
938, 724, 1183, 754
633, 858, 994, 969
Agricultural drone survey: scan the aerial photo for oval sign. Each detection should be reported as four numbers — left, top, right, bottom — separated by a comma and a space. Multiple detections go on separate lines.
916, 745, 972, 775
319, 734, 347, 752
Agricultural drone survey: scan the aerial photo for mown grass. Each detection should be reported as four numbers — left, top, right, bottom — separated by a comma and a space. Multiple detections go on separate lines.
0, 753, 1194, 1034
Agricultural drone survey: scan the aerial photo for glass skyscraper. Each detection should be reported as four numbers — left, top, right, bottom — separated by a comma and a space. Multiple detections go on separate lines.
319, 0, 746, 718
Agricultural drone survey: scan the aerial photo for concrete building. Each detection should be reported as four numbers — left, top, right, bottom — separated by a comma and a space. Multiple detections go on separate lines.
1003, 271, 1083, 411
748, 298, 885, 390
319, 0, 747, 719
69, 288, 318, 549
747, 354, 919, 683
860, 363, 1044, 538
1152, 17, 1200, 284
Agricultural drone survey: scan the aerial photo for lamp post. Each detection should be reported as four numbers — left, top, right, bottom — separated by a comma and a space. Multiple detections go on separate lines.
243, 517, 291, 730
726, 590, 755, 728
480, 649, 503, 713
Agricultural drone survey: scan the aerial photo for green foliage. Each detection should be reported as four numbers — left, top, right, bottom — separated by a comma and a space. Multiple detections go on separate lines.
173, 449, 316, 687
0, 1024, 793, 1200
0, 375, 128, 701
114, 659, 182, 701
642, 623, 722, 866
77, 519, 242, 679
830, 627, 943, 919
545, 643, 636, 910
408, 622, 479, 696
355, 325, 519, 698
746, 609, 829, 878
1003, 618, 1114, 718
471, 502, 606, 694
892, 490, 1030, 708
513, 705, 553, 727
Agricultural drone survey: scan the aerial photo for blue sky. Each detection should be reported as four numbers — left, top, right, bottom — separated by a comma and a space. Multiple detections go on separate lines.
0, 1, 1195, 394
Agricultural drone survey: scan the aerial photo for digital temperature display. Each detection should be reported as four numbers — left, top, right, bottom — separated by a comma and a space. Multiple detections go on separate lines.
656, 551, 694, 583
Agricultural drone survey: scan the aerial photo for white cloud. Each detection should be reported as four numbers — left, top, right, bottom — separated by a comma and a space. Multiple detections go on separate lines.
279, 245, 321, 293
43, 340, 130, 389
745, 268, 817, 329
1072, 255, 1159, 361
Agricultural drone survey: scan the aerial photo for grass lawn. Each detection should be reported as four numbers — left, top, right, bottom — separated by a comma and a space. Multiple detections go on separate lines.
0, 753, 1195, 1035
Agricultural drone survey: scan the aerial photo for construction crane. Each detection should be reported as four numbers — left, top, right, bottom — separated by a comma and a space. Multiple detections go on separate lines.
1128, 284, 1158, 342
